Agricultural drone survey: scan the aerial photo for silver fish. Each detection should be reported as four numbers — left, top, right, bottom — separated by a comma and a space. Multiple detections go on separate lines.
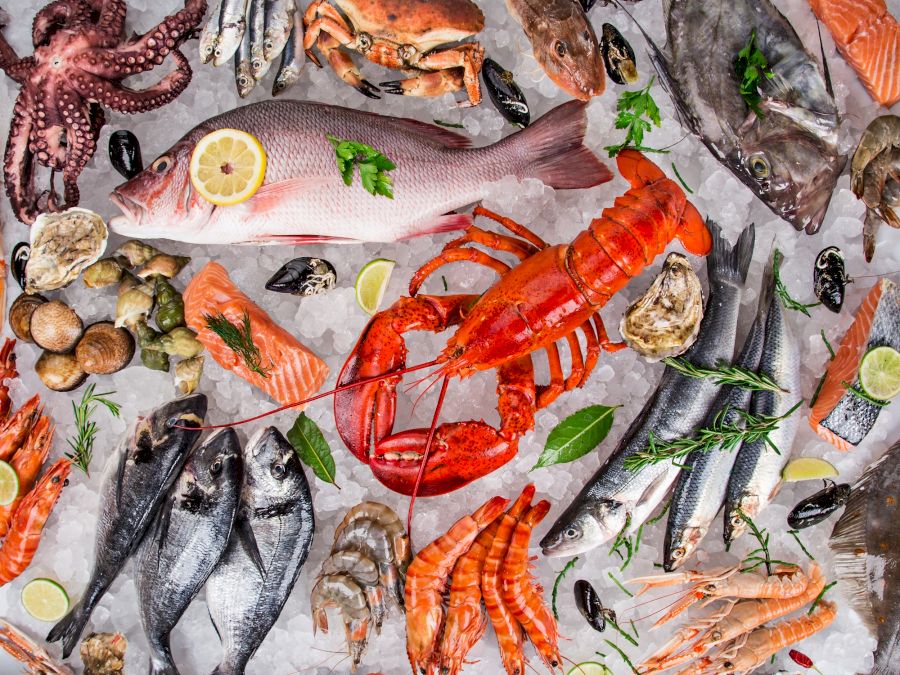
646, 0, 844, 233
263, 0, 294, 63
199, 0, 224, 64
272, 6, 304, 96
47, 395, 208, 658
723, 253, 801, 544
214, 0, 249, 67
540, 221, 754, 557
135, 429, 243, 675
234, 22, 255, 99
247, 0, 269, 81
109, 100, 611, 245
206, 427, 315, 674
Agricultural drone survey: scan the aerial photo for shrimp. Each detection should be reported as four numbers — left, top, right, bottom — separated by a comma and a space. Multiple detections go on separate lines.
333, 501, 411, 569
0, 394, 40, 462
482, 484, 535, 675
0, 619, 73, 675
319, 549, 387, 633
0, 459, 70, 586
500, 500, 562, 673
311, 573, 372, 672
405, 495, 508, 675
0, 416, 53, 538
333, 517, 407, 610
0, 339, 17, 420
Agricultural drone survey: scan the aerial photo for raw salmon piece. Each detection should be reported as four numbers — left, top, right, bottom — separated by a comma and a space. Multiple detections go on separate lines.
810, 0, 900, 106
809, 279, 899, 449
184, 262, 329, 406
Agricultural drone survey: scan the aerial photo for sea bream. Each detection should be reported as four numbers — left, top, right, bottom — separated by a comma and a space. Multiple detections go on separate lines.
108, 100, 610, 245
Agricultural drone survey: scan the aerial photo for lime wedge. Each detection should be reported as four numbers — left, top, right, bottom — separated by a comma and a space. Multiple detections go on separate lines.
567, 663, 613, 675
859, 346, 900, 401
355, 259, 395, 315
782, 457, 838, 483
21, 578, 69, 622
0, 461, 18, 506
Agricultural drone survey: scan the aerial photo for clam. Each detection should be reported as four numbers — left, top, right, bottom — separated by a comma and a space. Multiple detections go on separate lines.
83, 257, 126, 288
26, 208, 108, 293
174, 355, 205, 396
115, 240, 161, 268
11, 242, 29, 291
30, 300, 84, 353
137, 254, 190, 280
619, 253, 704, 361
75, 322, 136, 375
9, 293, 47, 342
36, 351, 87, 392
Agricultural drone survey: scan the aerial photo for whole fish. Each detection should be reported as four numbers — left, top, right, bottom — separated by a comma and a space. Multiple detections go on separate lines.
263, 0, 294, 63
234, 22, 255, 99
830, 440, 900, 674
723, 253, 801, 544
247, 0, 269, 82
851, 115, 900, 261
199, 0, 224, 64
214, 0, 248, 67
646, 0, 844, 233
504, 0, 605, 100
135, 429, 243, 675
47, 395, 208, 658
540, 221, 754, 557
109, 100, 611, 245
206, 427, 315, 674
272, 8, 304, 97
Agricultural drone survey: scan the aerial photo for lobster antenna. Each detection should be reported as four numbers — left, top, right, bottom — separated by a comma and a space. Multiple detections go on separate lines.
407, 374, 450, 534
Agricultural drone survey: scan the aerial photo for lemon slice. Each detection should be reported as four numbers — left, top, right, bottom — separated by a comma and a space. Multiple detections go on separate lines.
189, 129, 267, 206
859, 346, 900, 401
21, 578, 69, 622
782, 457, 838, 483
355, 259, 395, 315
567, 663, 613, 675
0, 461, 18, 506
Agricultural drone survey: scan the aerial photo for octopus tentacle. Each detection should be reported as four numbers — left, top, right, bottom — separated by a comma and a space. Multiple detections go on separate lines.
0, 17, 31, 85
4, 90, 40, 224
106, 0, 207, 61
92, 0, 127, 47
57, 96, 97, 210
32, 0, 93, 47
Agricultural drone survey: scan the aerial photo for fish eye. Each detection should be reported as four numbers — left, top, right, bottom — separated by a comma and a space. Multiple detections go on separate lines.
210, 458, 223, 475
747, 153, 770, 178
672, 547, 686, 559
271, 463, 286, 479
554, 40, 568, 58
564, 527, 579, 539
152, 155, 172, 173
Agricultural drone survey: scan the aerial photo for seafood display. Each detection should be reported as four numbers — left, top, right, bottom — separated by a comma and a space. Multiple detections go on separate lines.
852, 115, 900, 261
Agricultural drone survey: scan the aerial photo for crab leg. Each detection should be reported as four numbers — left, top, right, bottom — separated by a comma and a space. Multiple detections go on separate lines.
316, 32, 380, 98
382, 44, 484, 106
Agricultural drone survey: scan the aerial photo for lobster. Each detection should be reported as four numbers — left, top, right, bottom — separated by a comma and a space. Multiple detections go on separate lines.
333, 150, 712, 498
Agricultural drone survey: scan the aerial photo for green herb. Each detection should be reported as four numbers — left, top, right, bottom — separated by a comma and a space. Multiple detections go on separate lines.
441, 275, 448, 292
608, 571, 634, 598
663, 357, 786, 393
432, 119, 465, 129
204, 310, 270, 378
734, 29, 775, 117
551, 556, 578, 620
604, 77, 668, 157
629, 620, 639, 640
287, 413, 339, 487
66, 384, 121, 476
326, 135, 396, 199
533, 405, 619, 470
607, 615, 639, 647
670, 163, 694, 193
609, 500, 669, 572
821, 330, 835, 359
602, 639, 640, 675
788, 529, 815, 561
842, 381, 890, 408
737, 509, 797, 575
774, 250, 821, 316
808, 580, 837, 614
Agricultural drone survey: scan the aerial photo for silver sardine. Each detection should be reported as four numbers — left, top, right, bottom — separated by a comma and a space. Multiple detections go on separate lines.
199, 0, 224, 64
247, 0, 269, 81
234, 20, 255, 99
263, 0, 294, 63
272, 6, 304, 97
214, 0, 249, 67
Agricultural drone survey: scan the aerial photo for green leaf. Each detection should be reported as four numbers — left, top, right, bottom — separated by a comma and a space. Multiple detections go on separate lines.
326, 134, 396, 199
287, 412, 340, 487
533, 405, 619, 469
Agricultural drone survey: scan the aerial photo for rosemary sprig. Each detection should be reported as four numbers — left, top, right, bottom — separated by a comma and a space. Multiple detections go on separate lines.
551, 556, 578, 620
774, 249, 820, 316
602, 639, 640, 675
808, 580, 837, 614
842, 381, 890, 408
204, 310, 270, 378
608, 571, 633, 597
737, 509, 797, 575
788, 529, 815, 561
663, 357, 786, 393
66, 384, 121, 476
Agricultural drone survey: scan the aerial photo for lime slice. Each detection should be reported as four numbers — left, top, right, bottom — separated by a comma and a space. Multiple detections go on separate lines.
567, 663, 613, 675
21, 578, 69, 622
0, 460, 19, 506
859, 346, 900, 401
355, 259, 395, 315
782, 457, 839, 483
189, 128, 267, 207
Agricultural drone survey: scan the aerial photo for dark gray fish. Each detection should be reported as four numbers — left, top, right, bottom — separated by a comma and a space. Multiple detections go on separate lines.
265, 257, 336, 296
787, 480, 850, 530
47, 396, 208, 658
813, 246, 848, 313
830, 440, 900, 674
206, 427, 315, 674
600, 23, 637, 85
135, 429, 243, 675
272, 7, 304, 97
851, 115, 900, 262
541, 221, 754, 557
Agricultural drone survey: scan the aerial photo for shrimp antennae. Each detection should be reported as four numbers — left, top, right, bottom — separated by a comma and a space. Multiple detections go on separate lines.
407, 375, 450, 535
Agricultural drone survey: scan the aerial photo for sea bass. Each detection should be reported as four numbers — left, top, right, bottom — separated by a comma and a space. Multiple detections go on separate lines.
206, 427, 315, 674
47, 395, 208, 658
109, 100, 611, 245
541, 221, 754, 557
647, 0, 844, 233
135, 429, 243, 675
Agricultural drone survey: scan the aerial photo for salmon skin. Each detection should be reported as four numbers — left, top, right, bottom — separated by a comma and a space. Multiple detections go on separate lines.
184, 262, 329, 406
810, 279, 899, 449
810, 0, 900, 107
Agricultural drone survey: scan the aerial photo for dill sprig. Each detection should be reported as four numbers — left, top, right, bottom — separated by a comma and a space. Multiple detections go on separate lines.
204, 310, 270, 378
788, 529, 815, 561
737, 509, 797, 575
66, 384, 121, 476
842, 381, 890, 408
663, 356, 786, 393
808, 580, 837, 614
774, 250, 820, 316
551, 556, 578, 620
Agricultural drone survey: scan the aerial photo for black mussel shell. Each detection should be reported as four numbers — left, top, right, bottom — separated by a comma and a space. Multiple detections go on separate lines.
813, 246, 849, 313
109, 130, 143, 179
11, 242, 29, 291
482, 58, 530, 128
579, 0, 598, 10
574, 579, 612, 632
600, 24, 638, 85
787, 481, 851, 529
265, 257, 337, 296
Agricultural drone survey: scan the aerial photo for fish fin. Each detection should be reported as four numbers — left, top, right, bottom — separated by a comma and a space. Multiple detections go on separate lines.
235, 515, 265, 578
385, 117, 472, 149
46, 600, 89, 659
155, 496, 175, 565
114, 446, 128, 512
675, 200, 712, 256
633, 470, 675, 524
815, 20, 835, 101
706, 220, 755, 287
255, 234, 359, 245
244, 176, 337, 214
616, 149, 666, 187
398, 213, 473, 239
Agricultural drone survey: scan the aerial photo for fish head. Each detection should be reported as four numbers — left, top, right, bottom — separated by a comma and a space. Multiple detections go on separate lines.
664, 524, 707, 572
133, 395, 208, 462
184, 428, 243, 498
540, 498, 626, 557
536, 7, 605, 100
244, 426, 309, 505
723, 497, 760, 545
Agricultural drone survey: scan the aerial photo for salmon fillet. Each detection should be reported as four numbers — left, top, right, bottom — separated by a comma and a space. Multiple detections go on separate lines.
810, 0, 900, 106
184, 262, 329, 406
809, 279, 899, 449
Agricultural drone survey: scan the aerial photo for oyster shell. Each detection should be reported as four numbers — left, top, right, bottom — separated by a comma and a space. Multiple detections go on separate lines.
619, 253, 703, 361
26, 208, 108, 293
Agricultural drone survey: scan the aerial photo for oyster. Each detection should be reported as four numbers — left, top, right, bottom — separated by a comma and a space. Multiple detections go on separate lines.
619, 253, 703, 360
80, 632, 126, 675
25, 208, 108, 293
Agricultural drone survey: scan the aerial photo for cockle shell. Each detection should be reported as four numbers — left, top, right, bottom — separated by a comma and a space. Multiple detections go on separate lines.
75, 322, 136, 375
26, 208, 108, 293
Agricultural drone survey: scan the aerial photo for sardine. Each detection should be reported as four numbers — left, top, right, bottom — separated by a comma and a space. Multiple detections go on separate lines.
234, 22, 255, 99
246, 0, 269, 81
199, 0, 224, 64
214, 0, 248, 67
206, 427, 315, 674
646, 0, 844, 233
263, 0, 294, 63
47, 396, 208, 658
724, 253, 801, 544
272, 7, 304, 97
109, 100, 611, 245
135, 429, 243, 675
540, 221, 755, 557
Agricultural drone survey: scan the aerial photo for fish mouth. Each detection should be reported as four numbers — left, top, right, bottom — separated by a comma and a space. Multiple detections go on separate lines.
109, 189, 143, 228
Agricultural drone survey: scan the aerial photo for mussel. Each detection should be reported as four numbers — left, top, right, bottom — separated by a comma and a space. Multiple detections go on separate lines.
265, 257, 338, 296
482, 58, 530, 128
29, 300, 84, 353
35, 352, 87, 392
75, 322, 135, 375
600, 24, 638, 85
9, 293, 47, 342
578, 0, 598, 11
574, 579, 613, 632
813, 246, 850, 313
787, 480, 851, 530
109, 130, 143, 179
11, 242, 29, 291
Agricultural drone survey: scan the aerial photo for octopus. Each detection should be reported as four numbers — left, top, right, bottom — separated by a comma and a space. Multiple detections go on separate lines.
0, 0, 208, 224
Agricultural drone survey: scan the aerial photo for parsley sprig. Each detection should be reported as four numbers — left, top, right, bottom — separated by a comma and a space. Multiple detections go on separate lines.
327, 135, 396, 199
66, 384, 121, 476
204, 310, 270, 378
604, 77, 668, 157
735, 29, 775, 117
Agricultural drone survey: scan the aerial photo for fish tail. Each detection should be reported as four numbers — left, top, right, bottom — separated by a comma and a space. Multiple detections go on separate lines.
706, 220, 755, 287
149, 636, 180, 675
46, 598, 91, 659
210, 662, 244, 675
